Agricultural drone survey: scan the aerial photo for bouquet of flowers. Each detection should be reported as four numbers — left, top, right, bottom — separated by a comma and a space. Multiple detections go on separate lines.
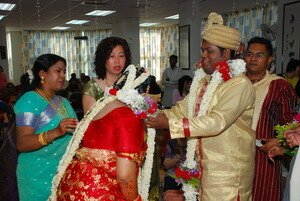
175, 166, 201, 189
274, 114, 300, 156
108, 88, 159, 119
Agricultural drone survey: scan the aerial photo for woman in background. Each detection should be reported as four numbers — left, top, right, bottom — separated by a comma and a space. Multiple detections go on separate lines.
172, 75, 192, 105
0, 65, 8, 90
14, 54, 77, 201
82, 37, 131, 113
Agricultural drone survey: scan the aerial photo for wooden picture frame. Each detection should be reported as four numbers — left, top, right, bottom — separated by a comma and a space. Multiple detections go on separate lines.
179, 25, 190, 70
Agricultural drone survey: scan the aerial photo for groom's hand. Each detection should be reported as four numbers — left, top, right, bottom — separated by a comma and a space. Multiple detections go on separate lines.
144, 113, 169, 129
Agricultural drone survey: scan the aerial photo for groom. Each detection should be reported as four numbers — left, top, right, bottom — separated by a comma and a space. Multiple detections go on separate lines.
145, 12, 256, 200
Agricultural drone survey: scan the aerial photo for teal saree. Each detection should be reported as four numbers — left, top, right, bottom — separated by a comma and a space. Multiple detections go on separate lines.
14, 91, 76, 201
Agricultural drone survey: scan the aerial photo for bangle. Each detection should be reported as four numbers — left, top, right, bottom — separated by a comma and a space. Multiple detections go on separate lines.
38, 132, 48, 146
44, 131, 53, 144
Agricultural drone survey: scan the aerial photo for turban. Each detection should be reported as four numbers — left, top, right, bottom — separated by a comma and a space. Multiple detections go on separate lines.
202, 12, 241, 50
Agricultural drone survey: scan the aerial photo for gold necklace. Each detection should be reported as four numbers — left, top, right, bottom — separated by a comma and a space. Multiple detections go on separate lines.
35, 88, 68, 117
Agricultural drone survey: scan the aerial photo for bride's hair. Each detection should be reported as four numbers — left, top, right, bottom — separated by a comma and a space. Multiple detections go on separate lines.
114, 67, 161, 95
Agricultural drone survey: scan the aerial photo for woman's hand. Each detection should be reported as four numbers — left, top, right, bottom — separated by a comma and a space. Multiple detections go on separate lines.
56, 118, 78, 136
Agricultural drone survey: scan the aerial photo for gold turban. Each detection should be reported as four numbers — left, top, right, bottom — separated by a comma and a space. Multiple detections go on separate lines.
202, 12, 241, 50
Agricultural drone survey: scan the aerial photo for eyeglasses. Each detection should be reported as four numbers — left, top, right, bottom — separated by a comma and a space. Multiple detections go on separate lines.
244, 51, 268, 59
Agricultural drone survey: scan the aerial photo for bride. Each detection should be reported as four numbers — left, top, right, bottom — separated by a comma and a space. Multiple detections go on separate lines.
49, 65, 161, 201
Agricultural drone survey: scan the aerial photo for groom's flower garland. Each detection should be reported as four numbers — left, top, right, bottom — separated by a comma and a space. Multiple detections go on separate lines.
49, 65, 155, 201
180, 59, 246, 201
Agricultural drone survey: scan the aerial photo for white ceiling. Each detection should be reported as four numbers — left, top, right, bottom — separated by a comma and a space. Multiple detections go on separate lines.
0, 0, 185, 31
0, 0, 272, 31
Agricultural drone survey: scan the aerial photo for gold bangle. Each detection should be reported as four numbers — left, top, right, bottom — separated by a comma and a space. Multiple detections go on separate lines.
38, 132, 48, 146
43, 131, 52, 144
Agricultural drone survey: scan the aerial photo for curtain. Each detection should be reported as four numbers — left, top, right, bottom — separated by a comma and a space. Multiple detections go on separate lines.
22, 29, 111, 79
160, 25, 179, 75
140, 25, 178, 81
200, 2, 278, 47
140, 28, 162, 80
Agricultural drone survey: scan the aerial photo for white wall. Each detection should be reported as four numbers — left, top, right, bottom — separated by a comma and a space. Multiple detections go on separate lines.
178, 1, 201, 77
8, 31, 23, 85
112, 18, 140, 65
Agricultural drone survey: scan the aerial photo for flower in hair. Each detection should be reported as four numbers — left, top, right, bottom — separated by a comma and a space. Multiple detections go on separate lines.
27, 69, 34, 83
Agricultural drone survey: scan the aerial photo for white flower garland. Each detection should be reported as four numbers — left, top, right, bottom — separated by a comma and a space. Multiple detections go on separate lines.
138, 128, 156, 200
182, 59, 246, 201
49, 64, 155, 201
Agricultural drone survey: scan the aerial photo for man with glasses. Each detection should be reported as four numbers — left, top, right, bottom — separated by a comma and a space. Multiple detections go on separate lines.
244, 36, 297, 201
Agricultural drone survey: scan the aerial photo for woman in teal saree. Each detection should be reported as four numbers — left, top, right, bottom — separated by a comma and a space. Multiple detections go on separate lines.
14, 54, 77, 201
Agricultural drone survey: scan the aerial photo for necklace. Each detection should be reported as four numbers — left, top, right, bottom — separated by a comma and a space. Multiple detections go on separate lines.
35, 88, 68, 118
104, 78, 113, 87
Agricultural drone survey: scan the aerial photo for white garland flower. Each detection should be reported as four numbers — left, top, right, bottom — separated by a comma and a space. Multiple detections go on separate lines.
49, 65, 152, 201
181, 59, 246, 201
116, 89, 145, 110
138, 128, 156, 200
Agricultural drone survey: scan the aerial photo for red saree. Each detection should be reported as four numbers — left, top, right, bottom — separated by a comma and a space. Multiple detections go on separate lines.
57, 107, 146, 200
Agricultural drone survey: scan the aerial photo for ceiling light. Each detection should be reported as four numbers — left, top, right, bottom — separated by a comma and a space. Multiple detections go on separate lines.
66, 20, 89, 25
85, 10, 116, 16
51, 26, 70, 30
165, 14, 179, 20
0, 3, 16, 11
0, 15, 5, 20
139, 23, 160, 27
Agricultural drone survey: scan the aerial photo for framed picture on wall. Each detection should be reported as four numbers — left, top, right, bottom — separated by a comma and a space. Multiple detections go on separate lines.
179, 25, 190, 70
282, 1, 300, 70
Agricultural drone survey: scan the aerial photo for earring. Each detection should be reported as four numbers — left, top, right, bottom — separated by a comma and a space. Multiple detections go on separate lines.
41, 76, 44, 84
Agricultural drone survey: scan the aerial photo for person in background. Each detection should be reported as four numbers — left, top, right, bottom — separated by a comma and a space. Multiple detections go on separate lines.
162, 139, 186, 200
244, 37, 297, 201
79, 72, 86, 85
172, 75, 192, 105
14, 54, 78, 201
81, 75, 90, 87
0, 65, 8, 90
82, 36, 131, 113
161, 55, 182, 108
17, 73, 31, 95
280, 59, 300, 89
65, 76, 82, 99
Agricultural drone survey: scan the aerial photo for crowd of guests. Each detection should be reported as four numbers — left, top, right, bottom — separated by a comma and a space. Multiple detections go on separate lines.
0, 11, 300, 201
